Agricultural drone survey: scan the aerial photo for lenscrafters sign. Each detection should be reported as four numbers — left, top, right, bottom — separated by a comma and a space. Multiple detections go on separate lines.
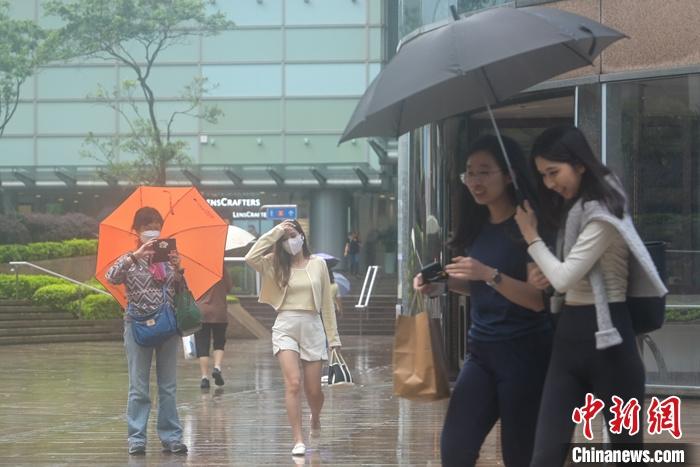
206, 196, 264, 219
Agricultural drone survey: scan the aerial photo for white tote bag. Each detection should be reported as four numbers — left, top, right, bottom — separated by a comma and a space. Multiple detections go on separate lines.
182, 334, 197, 360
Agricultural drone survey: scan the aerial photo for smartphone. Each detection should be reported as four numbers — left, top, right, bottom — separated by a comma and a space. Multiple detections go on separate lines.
152, 238, 176, 263
421, 261, 448, 283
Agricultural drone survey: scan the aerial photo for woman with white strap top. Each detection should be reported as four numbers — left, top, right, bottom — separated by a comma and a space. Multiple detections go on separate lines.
245, 219, 341, 457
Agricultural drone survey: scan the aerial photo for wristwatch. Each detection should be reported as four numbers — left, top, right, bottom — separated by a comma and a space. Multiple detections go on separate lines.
486, 268, 502, 288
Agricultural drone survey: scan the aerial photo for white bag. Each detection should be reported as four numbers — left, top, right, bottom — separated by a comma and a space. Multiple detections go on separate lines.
327, 348, 354, 387
182, 334, 197, 360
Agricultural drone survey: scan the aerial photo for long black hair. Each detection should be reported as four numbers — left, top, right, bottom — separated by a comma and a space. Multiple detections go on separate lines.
449, 134, 538, 251
530, 126, 625, 230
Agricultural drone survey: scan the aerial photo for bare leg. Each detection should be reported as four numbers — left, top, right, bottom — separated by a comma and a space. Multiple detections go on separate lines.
278, 350, 304, 444
198, 356, 209, 379
212, 349, 224, 370
302, 360, 324, 430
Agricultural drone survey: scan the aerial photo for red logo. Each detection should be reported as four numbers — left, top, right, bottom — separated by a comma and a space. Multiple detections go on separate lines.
572, 393, 605, 440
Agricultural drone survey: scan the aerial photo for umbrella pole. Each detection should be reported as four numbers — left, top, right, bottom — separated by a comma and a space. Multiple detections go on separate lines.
484, 101, 524, 204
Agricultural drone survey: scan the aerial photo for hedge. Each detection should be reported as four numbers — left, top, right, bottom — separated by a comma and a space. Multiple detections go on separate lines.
32, 284, 80, 310
74, 294, 122, 320
0, 274, 67, 299
0, 212, 98, 244
665, 308, 700, 323
0, 239, 97, 263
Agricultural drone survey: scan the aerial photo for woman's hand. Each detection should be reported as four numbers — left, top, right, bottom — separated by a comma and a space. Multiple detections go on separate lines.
133, 239, 156, 260
515, 200, 539, 244
278, 220, 297, 239
413, 273, 441, 296
168, 249, 181, 269
527, 263, 550, 290
445, 256, 493, 282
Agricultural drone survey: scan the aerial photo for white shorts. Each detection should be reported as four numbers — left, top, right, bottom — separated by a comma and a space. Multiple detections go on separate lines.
272, 310, 328, 362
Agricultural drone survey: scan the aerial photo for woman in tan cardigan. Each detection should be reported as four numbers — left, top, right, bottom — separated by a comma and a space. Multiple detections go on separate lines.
245, 219, 341, 457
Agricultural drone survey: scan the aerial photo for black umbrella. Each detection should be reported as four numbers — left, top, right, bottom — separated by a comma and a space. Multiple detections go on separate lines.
339, 6, 625, 190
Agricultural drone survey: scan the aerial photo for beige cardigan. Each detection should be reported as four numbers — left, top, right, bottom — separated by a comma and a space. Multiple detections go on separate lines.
244, 225, 341, 347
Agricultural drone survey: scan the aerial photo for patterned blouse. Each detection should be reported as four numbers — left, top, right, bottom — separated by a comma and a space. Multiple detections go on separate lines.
105, 254, 182, 317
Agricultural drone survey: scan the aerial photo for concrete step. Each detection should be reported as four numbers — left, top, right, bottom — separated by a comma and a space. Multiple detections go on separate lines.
0, 299, 33, 306
0, 319, 119, 329
0, 323, 121, 337
0, 305, 53, 313
0, 311, 74, 321
0, 333, 124, 345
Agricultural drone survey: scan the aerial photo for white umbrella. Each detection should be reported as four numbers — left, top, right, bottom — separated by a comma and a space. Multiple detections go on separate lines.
225, 225, 256, 251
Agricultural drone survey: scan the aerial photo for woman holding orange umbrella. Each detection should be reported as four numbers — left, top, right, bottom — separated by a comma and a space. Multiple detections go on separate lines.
105, 207, 188, 456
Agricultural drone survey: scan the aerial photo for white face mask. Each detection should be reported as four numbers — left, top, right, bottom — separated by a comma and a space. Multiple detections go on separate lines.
282, 235, 304, 256
139, 230, 160, 243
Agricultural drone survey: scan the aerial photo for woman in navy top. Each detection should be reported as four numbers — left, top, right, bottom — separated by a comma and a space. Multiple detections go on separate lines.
415, 135, 552, 467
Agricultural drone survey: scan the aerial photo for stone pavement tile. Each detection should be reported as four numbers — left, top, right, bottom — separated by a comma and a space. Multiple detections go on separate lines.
0, 336, 699, 466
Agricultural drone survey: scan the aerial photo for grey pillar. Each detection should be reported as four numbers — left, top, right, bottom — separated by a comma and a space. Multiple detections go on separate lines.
310, 190, 348, 261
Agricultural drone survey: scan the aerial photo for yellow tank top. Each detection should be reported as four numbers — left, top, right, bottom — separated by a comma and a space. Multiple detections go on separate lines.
279, 266, 315, 311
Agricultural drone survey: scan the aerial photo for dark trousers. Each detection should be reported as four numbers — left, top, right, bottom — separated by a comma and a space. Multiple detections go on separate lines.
441, 330, 552, 467
194, 323, 228, 357
531, 303, 645, 467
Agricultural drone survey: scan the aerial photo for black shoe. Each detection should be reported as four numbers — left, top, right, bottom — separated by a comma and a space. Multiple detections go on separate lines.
200, 377, 210, 389
128, 443, 146, 455
161, 440, 188, 454
212, 367, 224, 386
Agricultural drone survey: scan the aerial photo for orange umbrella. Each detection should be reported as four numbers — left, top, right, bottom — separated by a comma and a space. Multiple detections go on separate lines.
96, 186, 227, 308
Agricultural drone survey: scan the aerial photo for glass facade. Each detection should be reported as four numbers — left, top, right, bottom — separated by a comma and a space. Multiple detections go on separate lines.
606, 75, 700, 390
1, 0, 387, 175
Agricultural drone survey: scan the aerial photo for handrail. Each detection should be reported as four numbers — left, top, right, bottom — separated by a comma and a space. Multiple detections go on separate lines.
355, 265, 379, 310
9, 261, 110, 296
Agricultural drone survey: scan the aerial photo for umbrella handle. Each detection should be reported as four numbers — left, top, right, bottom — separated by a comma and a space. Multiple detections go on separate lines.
515, 187, 526, 209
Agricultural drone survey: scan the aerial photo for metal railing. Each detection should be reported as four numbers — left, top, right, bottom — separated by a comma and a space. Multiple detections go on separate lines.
355, 265, 379, 310
9, 261, 110, 297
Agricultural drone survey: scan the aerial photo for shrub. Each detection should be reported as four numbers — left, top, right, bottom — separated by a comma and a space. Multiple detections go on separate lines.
0, 239, 98, 263
32, 284, 80, 310
73, 294, 122, 320
0, 215, 30, 244
63, 239, 98, 257
0, 274, 67, 299
665, 308, 700, 322
226, 294, 239, 304
20, 212, 98, 242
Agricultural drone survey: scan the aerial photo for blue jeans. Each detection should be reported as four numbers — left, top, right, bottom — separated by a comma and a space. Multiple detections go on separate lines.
124, 322, 182, 447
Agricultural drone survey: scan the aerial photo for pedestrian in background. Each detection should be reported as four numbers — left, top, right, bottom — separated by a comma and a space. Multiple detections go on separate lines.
345, 232, 361, 277
105, 206, 188, 456
245, 219, 341, 457
195, 266, 233, 389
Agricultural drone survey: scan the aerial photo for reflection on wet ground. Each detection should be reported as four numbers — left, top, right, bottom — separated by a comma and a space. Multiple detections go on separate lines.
0, 336, 448, 466
0, 335, 698, 466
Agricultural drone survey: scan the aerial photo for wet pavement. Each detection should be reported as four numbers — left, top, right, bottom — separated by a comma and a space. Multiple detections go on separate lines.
0, 336, 447, 466
0, 335, 698, 466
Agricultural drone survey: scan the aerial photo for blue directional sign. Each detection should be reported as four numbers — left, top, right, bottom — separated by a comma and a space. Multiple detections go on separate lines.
265, 205, 297, 220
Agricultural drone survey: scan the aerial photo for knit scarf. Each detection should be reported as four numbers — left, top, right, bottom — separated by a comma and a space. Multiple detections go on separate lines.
556, 177, 668, 350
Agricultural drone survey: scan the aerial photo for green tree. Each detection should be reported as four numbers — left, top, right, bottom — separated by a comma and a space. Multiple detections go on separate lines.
0, 1, 46, 137
44, 0, 234, 185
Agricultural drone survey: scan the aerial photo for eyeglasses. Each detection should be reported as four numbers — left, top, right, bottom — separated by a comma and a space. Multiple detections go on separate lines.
459, 170, 502, 184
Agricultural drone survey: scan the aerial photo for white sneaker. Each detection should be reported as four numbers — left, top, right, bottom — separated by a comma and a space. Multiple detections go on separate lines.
292, 442, 306, 456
